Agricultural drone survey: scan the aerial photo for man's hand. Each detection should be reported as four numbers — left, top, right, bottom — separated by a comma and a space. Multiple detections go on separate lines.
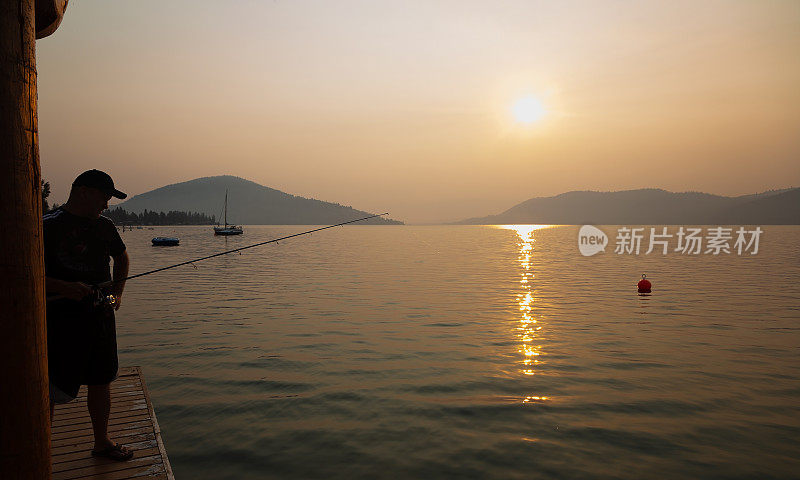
112, 251, 129, 312
64, 282, 93, 301
113, 291, 123, 310
45, 277, 92, 302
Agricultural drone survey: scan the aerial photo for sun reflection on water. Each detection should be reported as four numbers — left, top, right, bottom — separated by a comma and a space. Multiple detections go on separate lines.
499, 225, 552, 399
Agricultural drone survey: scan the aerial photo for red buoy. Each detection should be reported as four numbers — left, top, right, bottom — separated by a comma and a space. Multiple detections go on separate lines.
637, 274, 652, 294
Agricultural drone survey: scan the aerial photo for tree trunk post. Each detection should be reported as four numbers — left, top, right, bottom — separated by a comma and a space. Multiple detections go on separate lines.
0, 1, 50, 478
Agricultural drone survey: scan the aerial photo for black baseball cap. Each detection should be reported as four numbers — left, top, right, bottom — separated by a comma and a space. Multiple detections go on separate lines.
72, 169, 127, 199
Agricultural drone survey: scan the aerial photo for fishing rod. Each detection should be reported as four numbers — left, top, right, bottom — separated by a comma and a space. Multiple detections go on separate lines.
49, 213, 389, 305
119, 212, 388, 284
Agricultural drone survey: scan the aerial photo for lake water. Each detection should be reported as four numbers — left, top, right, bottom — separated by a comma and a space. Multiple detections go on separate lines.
115, 225, 800, 479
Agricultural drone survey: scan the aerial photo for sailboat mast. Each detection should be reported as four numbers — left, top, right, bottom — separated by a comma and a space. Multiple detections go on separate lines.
224, 189, 228, 227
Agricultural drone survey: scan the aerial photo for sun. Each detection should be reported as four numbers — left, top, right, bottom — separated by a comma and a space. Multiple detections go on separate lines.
512, 96, 546, 124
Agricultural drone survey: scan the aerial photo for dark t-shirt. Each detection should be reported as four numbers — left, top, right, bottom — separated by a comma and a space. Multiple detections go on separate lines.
43, 208, 126, 285
43, 208, 126, 398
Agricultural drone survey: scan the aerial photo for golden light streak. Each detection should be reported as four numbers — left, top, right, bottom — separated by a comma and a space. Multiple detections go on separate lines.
497, 225, 555, 401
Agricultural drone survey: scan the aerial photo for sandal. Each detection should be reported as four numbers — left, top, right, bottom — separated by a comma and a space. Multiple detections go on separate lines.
91, 443, 134, 461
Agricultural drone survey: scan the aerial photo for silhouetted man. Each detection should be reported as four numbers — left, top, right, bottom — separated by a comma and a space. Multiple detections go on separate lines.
43, 169, 133, 461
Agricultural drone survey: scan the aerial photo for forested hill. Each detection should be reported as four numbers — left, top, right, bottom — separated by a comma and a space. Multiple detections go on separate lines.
115, 176, 402, 225
456, 188, 800, 225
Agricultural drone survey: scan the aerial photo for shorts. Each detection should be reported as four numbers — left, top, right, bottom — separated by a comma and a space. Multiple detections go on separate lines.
46, 299, 119, 404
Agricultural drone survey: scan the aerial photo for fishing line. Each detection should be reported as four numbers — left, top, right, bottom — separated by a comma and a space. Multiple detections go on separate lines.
115, 213, 388, 285
47, 213, 389, 303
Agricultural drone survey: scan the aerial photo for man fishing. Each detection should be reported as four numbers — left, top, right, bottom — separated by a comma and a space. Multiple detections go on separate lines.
43, 169, 133, 461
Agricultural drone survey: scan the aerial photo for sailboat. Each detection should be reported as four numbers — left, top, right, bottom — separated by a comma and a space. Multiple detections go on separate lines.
213, 189, 243, 236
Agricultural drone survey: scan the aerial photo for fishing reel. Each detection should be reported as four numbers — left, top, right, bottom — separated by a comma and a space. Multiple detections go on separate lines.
92, 287, 116, 307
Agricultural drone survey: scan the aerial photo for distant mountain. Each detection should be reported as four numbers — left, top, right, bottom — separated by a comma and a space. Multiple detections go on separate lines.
714, 188, 800, 224
116, 176, 402, 225
456, 188, 799, 225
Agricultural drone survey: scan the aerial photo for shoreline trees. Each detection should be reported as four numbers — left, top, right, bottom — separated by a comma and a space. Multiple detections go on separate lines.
105, 207, 215, 225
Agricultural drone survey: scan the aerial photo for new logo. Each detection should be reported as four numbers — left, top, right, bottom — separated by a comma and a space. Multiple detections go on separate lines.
578, 225, 608, 256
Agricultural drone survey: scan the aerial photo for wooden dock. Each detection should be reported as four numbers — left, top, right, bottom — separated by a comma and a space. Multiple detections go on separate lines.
51, 366, 175, 480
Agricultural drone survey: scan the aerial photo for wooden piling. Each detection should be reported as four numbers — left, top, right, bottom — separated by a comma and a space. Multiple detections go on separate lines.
0, 1, 50, 478
0, 1, 67, 478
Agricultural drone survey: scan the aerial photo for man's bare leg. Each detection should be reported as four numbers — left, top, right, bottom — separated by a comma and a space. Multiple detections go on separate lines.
87, 383, 133, 459
87, 383, 114, 450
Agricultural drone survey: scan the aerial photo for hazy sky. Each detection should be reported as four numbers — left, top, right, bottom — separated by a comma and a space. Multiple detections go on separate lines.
37, 0, 800, 223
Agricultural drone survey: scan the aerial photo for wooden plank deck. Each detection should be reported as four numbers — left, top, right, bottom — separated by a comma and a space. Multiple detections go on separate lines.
51, 366, 175, 480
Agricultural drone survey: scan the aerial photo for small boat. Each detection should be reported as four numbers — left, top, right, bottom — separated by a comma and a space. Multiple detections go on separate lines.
152, 237, 180, 246
214, 189, 243, 236
214, 226, 243, 235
